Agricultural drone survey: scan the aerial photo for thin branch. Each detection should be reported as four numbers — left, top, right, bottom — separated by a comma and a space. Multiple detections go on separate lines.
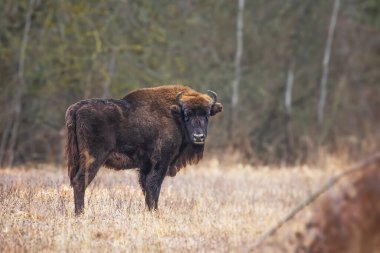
252, 151, 380, 250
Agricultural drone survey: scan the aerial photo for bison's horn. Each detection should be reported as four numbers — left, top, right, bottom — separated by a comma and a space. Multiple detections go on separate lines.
176, 91, 185, 106
207, 90, 217, 104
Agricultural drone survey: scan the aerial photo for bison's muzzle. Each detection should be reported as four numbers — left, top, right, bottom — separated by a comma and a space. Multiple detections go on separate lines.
193, 133, 206, 144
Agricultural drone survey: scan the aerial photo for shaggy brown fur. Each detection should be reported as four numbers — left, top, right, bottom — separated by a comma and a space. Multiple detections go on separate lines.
65, 85, 222, 214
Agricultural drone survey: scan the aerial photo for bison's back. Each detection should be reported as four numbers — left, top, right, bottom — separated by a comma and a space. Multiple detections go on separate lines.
123, 85, 192, 107
71, 96, 181, 157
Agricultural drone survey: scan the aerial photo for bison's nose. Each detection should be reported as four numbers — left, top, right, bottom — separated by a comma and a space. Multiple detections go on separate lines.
193, 133, 205, 144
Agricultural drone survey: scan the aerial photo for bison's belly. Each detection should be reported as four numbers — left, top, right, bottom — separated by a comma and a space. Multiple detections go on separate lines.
104, 152, 136, 170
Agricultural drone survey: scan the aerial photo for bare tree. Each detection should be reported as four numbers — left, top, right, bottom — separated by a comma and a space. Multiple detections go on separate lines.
318, 0, 340, 124
230, 0, 245, 138
0, 0, 35, 167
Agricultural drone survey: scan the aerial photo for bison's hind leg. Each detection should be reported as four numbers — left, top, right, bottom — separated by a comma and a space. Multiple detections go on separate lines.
72, 150, 109, 215
73, 178, 85, 215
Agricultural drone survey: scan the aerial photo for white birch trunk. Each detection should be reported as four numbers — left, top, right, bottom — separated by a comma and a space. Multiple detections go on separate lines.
318, 0, 340, 124
231, 0, 245, 108
285, 65, 294, 114
229, 0, 245, 140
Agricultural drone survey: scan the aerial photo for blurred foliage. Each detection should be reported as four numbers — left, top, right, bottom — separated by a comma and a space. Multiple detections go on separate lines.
0, 0, 379, 166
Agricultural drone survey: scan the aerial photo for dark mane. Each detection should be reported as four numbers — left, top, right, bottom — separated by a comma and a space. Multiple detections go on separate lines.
173, 144, 204, 173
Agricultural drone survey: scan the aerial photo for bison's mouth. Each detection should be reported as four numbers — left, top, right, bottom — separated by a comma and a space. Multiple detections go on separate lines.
192, 133, 205, 145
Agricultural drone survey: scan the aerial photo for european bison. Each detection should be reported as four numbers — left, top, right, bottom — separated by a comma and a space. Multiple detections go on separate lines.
65, 85, 223, 214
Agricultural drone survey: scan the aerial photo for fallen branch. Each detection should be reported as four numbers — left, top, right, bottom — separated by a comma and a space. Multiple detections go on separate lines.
252, 151, 380, 250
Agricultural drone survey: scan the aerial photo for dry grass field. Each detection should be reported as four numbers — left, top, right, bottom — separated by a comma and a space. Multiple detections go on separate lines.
0, 159, 337, 252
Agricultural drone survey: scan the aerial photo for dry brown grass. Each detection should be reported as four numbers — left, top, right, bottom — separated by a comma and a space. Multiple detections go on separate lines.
0, 160, 333, 253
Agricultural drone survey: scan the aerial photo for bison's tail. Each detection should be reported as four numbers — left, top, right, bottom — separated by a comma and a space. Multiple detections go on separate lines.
65, 104, 80, 186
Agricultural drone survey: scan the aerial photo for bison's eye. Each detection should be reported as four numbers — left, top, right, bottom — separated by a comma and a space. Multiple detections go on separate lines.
184, 110, 192, 121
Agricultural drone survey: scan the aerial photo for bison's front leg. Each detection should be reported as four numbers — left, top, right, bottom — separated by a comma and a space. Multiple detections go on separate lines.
143, 162, 168, 210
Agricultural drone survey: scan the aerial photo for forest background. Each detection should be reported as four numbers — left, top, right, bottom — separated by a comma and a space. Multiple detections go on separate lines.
0, 0, 379, 167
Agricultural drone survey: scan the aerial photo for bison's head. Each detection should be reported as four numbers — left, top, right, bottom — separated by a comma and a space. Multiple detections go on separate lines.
171, 90, 223, 145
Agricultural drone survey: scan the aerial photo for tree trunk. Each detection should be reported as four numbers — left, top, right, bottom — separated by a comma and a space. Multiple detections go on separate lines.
0, 119, 12, 167
285, 64, 294, 114
5, 0, 35, 167
230, 0, 245, 140
318, 0, 340, 124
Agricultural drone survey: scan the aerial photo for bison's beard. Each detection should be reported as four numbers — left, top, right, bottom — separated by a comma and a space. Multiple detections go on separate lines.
169, 144, 204, 177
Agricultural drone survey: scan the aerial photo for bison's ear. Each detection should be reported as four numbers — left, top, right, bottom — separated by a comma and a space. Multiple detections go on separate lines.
170, 105, 182, 117
210, 102, 223, 116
